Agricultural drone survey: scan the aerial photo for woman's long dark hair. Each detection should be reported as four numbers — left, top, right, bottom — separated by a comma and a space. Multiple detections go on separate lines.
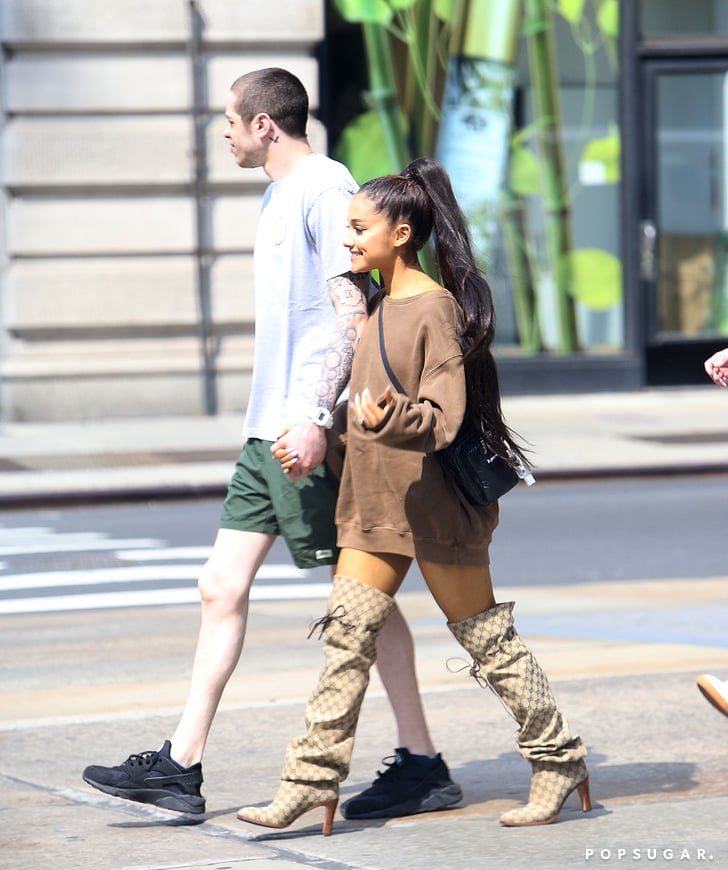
359, 156, 524, 459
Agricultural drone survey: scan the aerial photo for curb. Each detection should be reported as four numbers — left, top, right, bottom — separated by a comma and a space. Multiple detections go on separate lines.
2, 463, 727, 509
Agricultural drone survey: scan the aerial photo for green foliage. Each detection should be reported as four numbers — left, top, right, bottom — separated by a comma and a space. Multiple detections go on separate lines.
597, 0, 619, 38
580, 125, 621, 183
434, 0, 456, 22
334, 0, 393, 25
555, 0, 619, 37
567, 248, 622, 310
509, 144, 542, 197
557, 0, 587, 24
330, 0, 624, 348
333, 109, 406, 184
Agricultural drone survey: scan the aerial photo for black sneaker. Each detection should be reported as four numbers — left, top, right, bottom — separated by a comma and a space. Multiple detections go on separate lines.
341, 747, 463, 819
82, 740, 205, 814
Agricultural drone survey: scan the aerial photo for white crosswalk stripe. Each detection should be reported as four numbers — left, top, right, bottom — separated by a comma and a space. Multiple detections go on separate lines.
0, 526, 331, 615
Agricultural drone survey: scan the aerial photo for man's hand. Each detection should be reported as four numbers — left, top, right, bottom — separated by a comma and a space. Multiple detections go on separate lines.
705, 348, 728, 387
271, 420, 327, 481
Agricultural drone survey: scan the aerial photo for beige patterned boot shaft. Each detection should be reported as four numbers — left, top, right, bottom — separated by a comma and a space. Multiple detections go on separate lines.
283, 575, 396, 785
237, 780, 339, 835
448, 602, 585, 763
499, 759, 591, 826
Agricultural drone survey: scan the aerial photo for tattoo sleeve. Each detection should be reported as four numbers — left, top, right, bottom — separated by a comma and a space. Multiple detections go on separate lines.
314, 271, 370, 409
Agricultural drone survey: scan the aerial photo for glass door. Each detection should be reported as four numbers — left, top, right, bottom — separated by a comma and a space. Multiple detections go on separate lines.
642, 60, 728, 383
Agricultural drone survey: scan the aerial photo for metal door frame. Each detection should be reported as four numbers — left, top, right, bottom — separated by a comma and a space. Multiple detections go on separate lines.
620, 0, 728, 384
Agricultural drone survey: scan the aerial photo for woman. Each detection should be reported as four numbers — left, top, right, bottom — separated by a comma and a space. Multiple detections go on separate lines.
237, 157, 590, 834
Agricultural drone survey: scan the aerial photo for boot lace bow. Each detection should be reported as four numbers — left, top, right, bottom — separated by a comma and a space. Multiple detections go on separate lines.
446, 656, 518, 723
307, 604, 356, 640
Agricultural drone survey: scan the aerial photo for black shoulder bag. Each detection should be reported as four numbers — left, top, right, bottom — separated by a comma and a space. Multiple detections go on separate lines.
377, 302, 531, 505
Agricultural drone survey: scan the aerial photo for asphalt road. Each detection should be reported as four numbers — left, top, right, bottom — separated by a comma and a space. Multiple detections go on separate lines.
3, 476, 728, 869
0, 475, 725, 617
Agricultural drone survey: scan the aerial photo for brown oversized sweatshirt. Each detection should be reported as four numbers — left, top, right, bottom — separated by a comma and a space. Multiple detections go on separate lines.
335, 288, 498, 566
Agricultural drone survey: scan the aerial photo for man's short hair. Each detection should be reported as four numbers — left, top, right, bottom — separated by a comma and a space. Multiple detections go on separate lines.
230, 68, 309, 138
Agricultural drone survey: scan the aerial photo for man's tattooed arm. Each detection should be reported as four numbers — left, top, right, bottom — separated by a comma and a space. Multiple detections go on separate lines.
313, 271, 370, 410
271, 271, 370, 481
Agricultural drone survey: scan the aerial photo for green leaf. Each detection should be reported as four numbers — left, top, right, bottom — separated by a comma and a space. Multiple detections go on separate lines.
389, 0, 417, 9
434, 0, 456, 22
566, 249, 622, 310
333, 0, 393, 25
333, 110, 403, 185
579, 129, 620, 184
556, 0, 586, 24
597, 0, 619, 38
509, 144, 541, 196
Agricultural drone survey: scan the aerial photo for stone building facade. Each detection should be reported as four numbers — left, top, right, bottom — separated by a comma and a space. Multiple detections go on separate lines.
0, 0, 327, 420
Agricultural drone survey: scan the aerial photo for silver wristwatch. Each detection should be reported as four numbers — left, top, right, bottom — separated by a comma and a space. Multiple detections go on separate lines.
306, 406, 334, 429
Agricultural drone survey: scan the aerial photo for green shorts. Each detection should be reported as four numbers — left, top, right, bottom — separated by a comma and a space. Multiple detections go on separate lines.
219, 438, 340, 569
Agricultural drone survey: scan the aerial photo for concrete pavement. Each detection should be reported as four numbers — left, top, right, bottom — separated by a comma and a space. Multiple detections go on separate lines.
2, 385, 728, 505
2, 386, 728, 870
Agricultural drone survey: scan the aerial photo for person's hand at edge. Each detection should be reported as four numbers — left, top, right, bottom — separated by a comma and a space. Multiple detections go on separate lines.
705, 348, 728, 387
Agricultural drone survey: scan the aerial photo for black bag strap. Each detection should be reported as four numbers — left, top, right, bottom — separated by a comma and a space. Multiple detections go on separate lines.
378, 302, 406, 395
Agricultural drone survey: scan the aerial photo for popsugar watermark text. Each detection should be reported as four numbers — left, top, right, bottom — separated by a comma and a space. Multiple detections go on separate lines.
585, 848, 714, 862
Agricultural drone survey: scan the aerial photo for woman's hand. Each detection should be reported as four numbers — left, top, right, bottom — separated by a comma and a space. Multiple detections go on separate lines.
351, 385, 393, 428
271, 427, 300, 474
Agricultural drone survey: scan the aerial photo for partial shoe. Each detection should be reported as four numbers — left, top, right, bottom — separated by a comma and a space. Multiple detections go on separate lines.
341, 748, 463, 819
82, 739, 205, 814
500, 758, 591, 826
237, 780, 338, 835
697, 674, 728, 718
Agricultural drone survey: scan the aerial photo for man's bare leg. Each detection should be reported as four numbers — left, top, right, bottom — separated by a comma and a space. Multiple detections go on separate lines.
375, 607, 435, 756
170, 528, 275, 767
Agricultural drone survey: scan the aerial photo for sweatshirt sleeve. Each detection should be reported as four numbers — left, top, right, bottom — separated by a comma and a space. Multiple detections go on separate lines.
365, 297, 466, 453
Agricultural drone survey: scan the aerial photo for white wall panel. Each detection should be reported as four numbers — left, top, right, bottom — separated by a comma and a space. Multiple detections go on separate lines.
5, 258, 196, 327
8, 197, 196, 255
210, 255, 254, 319
5, 56, 192, 113
1, 0, 189, 43
198, 0, 323, 42
4, 118, 193, 187
6, 256, 251, 328
0, 0, 328, 419
210, 195, 262, 252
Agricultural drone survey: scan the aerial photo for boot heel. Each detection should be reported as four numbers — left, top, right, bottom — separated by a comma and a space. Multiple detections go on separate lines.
237, 783, 339, 834
577, 776, 591, 813
321, 798, 338, 835
500, 760, 590, 826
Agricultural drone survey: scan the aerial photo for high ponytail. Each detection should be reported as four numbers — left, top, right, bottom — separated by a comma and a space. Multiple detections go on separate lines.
401, 158, 524, 460
358, 157, 524, 460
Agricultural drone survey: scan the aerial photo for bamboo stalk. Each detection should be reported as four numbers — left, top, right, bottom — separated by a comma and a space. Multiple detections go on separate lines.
437, 0, 533, 345
410, 1, 440, 157
523, 0, 580, 351
362, 22, 410, 173
501, 189, 543, 352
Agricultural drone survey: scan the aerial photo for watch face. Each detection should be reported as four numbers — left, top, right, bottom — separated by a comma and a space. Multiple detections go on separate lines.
308, 407, 332, 427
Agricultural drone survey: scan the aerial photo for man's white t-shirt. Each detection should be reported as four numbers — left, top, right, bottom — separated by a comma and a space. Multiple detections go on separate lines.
243, 153, 358, 441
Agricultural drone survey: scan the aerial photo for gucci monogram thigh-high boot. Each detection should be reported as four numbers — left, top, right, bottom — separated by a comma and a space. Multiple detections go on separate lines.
237, 574, 395, 835
448, 601, 591, 826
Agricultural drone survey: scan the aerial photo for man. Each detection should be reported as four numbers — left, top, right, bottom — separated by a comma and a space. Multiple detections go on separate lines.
82, 68, 462, 820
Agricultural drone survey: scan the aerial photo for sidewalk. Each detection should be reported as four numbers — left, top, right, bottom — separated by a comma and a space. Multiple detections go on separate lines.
1, 386, 728, 505
2, 385, 728, 870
